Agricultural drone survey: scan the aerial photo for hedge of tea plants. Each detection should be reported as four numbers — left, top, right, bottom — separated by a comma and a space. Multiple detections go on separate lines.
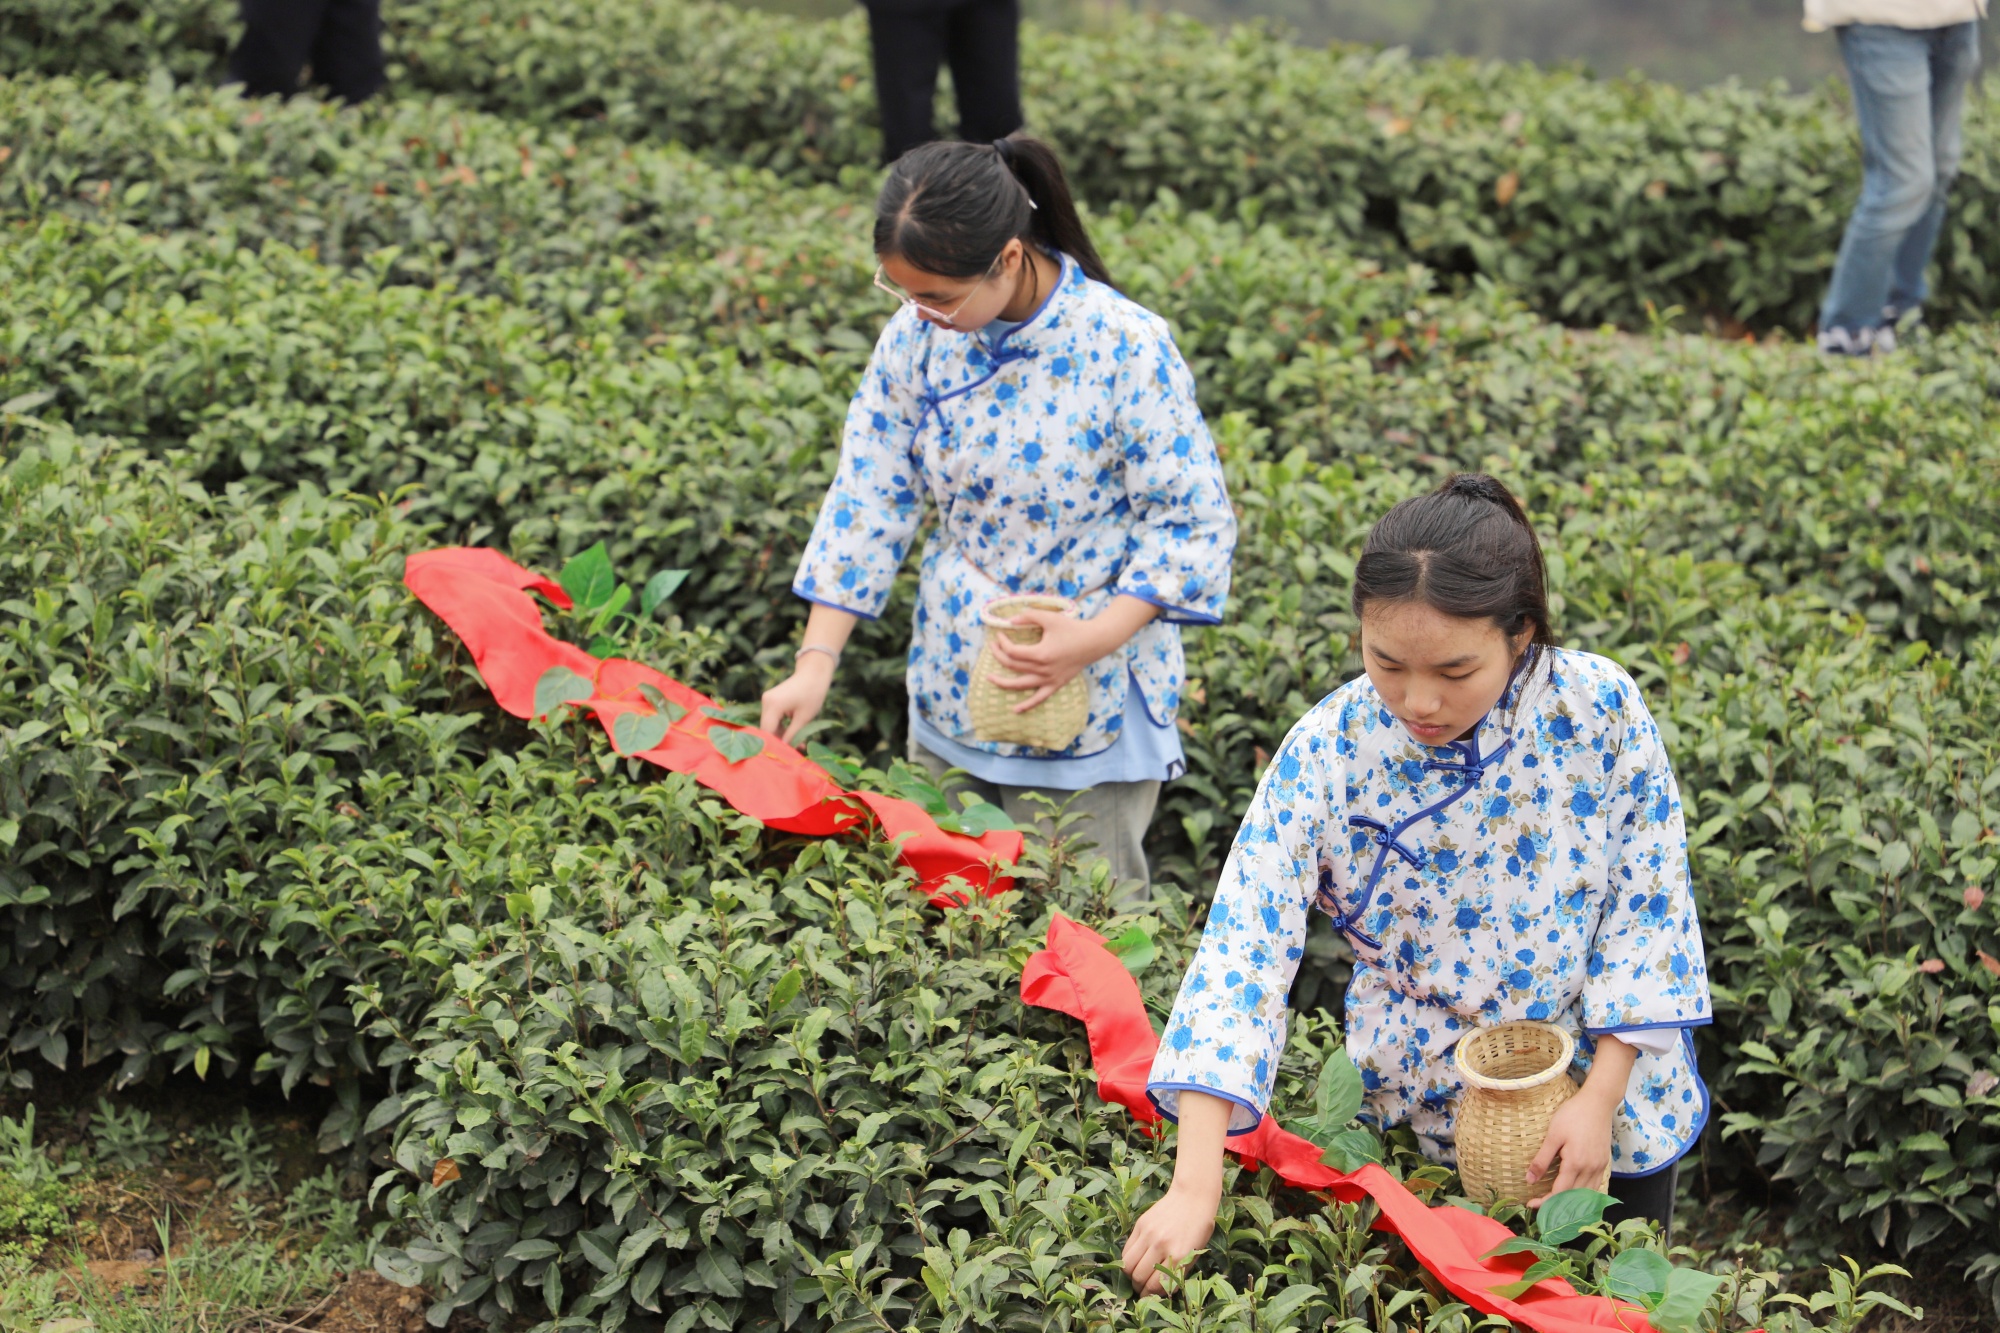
7, 0, 2000, 330
1, 54, 1999, 1329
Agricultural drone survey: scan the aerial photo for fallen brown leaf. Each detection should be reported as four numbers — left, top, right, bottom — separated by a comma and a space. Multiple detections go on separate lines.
432, 1157, 460, 1187
1977, 950, 2000, 978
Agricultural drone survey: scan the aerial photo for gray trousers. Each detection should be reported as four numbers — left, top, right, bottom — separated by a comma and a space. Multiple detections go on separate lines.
908, 739, 1158, 893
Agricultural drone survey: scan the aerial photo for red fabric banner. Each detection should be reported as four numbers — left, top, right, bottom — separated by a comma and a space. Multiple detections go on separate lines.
1022, 915, 1667, 1333
404, 548, 1021, 901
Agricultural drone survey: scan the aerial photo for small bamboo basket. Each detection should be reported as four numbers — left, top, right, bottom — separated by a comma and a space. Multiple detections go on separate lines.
967, 594, 1089, 751
1453, 1022, 1610, 1208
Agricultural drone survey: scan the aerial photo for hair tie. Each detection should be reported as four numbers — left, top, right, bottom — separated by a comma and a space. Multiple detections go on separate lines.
992, 138, 1038, 209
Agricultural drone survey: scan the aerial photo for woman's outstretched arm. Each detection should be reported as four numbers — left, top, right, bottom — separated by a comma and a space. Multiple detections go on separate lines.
1121, 1089, 1231, 1296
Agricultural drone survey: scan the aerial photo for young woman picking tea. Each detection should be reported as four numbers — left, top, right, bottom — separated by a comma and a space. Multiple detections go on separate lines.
760, 134, 1236, 891
1125, 475, 1710, 1293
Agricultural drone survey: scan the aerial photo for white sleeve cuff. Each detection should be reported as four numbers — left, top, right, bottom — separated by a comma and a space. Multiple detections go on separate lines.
1601, 1027, 1683, 1056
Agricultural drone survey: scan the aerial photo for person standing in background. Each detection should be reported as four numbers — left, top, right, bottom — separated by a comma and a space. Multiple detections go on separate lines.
864, 0, 1024, 163
229, 0, 387, 104
1808, 0, 1985, 356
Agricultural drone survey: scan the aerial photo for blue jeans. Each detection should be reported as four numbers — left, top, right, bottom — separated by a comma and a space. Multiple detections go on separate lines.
1819, 21, 1981, 336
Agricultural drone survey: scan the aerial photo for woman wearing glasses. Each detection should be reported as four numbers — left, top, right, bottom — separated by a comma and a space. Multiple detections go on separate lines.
759, 134, 1237, 892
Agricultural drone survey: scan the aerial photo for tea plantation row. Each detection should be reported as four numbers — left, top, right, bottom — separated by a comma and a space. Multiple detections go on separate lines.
3, 68, 1999, 1328
6, 420, 1983, 1330
6, 77, 1996, 655
7, 0, 2000, 330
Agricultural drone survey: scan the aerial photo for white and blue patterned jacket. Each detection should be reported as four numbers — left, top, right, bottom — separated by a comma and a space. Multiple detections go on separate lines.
1148, 648, 1713, 1177
794, 254, 1237, 757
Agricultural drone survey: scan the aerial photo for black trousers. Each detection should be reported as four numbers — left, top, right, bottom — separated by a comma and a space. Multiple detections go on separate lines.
864, 0, 1024, 164
229, 0, 386, 104
1604, 1161, 1679, 1242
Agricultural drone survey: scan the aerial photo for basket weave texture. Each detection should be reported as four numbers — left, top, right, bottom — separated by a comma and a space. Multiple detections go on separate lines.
967, 595, 1090, 751
1452, 1022, 1611, 1207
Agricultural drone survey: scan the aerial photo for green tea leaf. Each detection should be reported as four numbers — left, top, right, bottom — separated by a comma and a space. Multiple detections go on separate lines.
641, 568, 690, 615
769, 966, 804, 1011
1534, 1187, 1615, 1245
1105, 925, 1157, 974
1604, 1248, 1673, 1306
1314, 1049, 1365, 1131
1650, 1266, 1728, 1333
951, 796, 1017, 836
610, 710, 671, 756
694, 1247, 743, 1298
533, 666, 595, 720
558, 541, 618, 611
0, 391, 54, 417
709, 726, 764, 765
678, 1018, 709, 1066
637, 683, 688, 724
806, 742, 861, 786
1486, 1256, 1569, 1300
588, 581, 633, 633
1317, 1125, 1384, 1173
1480, 1236, 1558, 1261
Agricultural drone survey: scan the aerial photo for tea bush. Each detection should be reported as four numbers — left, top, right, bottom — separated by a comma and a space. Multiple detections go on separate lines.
4, 44, 2000, 1325
0, 0, 230, 82
393, 0, 2000, 331
10, 0, 2000, 328
5, 74, 1995, 670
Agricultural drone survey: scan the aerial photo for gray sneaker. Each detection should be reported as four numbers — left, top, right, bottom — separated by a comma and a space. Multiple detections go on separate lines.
1817, 324, 1896, 357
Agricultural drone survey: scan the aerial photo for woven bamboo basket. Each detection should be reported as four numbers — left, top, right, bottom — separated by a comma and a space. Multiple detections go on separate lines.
967, 594, 1089, 750
1453, 1022, 1610, 1207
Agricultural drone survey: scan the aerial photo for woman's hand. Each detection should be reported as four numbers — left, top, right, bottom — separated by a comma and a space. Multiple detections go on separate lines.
760, 604, 859, 744
1122, 1180, 1221, 1296
986, 595, 1161, 712
759, 655, 834, 744
1121, 1090, 1230, 1296
1524, 1035, 1635, 1203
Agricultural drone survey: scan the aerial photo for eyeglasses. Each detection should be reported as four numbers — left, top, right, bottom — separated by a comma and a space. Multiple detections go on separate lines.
873, 264, 993, 327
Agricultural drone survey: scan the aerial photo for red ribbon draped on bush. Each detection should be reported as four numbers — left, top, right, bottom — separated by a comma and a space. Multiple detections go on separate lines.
1021, 915, 1666, 1333
404, 548, 1021, 902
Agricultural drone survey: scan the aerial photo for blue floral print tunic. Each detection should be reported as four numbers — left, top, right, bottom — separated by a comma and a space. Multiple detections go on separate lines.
793, 254, 1237, 758
1148, 648, 1712, 1177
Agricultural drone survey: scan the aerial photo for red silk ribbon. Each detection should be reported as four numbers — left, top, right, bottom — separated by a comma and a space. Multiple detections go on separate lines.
404, 548, 1021, 901
1022, 915, 1667, 1333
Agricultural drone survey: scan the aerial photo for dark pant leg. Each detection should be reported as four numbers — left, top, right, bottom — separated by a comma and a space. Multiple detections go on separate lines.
229, 0, 333, 97
307, 0, 386, 103
943, 0, 1024, 144
865, 4, 950, 164
1605, 1161, 1680, 1243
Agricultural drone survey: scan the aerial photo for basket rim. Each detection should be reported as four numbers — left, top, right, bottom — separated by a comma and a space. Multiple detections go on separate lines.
1452, 1021, 1576, 1092
981, 594, 1078, 626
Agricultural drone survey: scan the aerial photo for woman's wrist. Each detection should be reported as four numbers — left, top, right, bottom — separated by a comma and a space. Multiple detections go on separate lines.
1579, 1035, 1637, 1108
1167, 1168, 1224, 1204
793, 645, 839, 681
795, 643, 840, 671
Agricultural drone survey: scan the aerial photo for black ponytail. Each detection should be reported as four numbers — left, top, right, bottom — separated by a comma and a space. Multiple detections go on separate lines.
1350, 474, 1559, 652
874, 134, 1114, 288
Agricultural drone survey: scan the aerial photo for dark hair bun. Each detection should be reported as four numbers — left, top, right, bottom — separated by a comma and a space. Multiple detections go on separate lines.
1444, 474, 1508, 503
1350, 473, 1558, 650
